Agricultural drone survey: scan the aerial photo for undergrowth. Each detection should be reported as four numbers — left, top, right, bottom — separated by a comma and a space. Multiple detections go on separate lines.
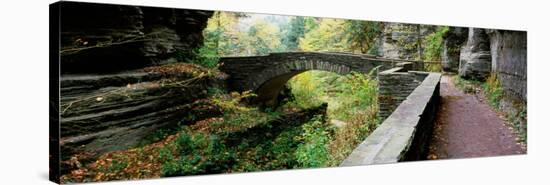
61, 69, 382, 183
285, 70, 380, 166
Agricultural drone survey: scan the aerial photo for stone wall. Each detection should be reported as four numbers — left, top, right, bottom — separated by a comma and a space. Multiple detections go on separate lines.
378, 64, 427, 119
340, 72, 441, 166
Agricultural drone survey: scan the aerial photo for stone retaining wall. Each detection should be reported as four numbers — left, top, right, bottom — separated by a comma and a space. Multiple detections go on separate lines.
378, 65, 428, 119
340, 71, 441, 166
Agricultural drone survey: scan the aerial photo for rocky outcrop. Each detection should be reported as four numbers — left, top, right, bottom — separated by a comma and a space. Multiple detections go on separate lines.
486, 30, 527, 102
58, 64, 227, 173
59, 2, 213, 74
487, 30, 527, 136
441, 27, 468, 72
457, 28, 527, 101
458, 28, 492, 80
54, 2, 218, 174
375, 23, 436, 60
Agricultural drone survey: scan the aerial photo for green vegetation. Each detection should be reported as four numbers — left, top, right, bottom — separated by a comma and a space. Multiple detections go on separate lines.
285, 70, 380, 165
295, 115, 331, 167
483, 73, 504, 108
299, 18, 348, 52
343, 20, 383, 54
423, 26, 448, 62
285, 71, 327, 109
297, 18, 382, 54
422, 26, 449, 72
453, 75, 482, 94
160, 130, 236, 176
62, 11, 457, 183
482, 74, 526, 143
281, 17, 306, 51
68, 69, 381, 181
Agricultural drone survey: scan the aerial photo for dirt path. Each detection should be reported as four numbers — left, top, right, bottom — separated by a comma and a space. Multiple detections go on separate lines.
427, 75, 525, 160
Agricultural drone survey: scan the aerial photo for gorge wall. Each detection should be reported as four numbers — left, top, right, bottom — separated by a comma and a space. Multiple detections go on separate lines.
450, 27, 527, 102
441, 27, 468, 72
486, 30, 527, 102
53, 1, 216, 174
375, 23, 437, 60
59, 2, 213, 74
458, 28, 493, 80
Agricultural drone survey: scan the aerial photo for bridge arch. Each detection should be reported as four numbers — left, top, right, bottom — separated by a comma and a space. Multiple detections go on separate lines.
219, 52, 421, 106
251, 59, 354, 106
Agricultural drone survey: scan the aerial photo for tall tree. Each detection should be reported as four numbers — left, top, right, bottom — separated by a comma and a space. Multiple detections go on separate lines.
282, 17, 306, 51
246, 20, 283, 55
299, 18, 348, 52
203, 12, 248, 56
343, 20, 383, 54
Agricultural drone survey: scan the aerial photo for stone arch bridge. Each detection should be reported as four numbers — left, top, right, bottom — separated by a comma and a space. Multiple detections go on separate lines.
219, 52, 423, 105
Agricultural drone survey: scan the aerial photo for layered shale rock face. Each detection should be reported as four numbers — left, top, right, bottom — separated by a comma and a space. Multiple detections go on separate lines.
59, 2, 213, 74
56, 2, 216, 172
486, 30, 527, 133
458, 28, 492, 80
441, 27, 468, 72
486, 30, 527, 102
457, 28, 527, 102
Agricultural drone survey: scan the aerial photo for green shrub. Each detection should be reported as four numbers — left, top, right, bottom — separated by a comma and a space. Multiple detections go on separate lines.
176, 44, 220, 69
453, 75, 482, 93
483, 73, 503, 108
295, 115, 331, 167
423, 26, 449, 62
330, 72, 377, 121
160, 129, 237, 177
422, 26, 449, 72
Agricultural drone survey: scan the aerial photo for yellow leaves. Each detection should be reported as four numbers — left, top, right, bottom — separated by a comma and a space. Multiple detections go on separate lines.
299, 18, 348, 52
94, 172, 105, 181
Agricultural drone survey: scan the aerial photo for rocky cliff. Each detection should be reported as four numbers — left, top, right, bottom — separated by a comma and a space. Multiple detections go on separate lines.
486, 29, 527, 102
441, 27, 468, 72
54, 2, 216, 174
454, 27, 527, 102
375, 23, 436, 60
458, 28, 492, 80
59, 2, 213, 74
